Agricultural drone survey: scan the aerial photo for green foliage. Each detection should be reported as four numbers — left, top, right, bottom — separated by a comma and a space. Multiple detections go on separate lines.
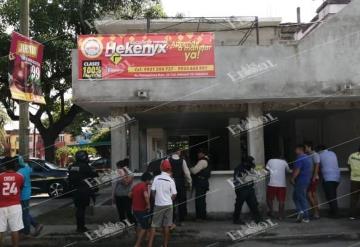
0, 0, 166, 160
55, 145, 97, 160
91, 129, 110, 143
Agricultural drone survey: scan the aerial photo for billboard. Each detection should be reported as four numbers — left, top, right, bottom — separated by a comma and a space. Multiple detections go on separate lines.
77, 32, 215, 80
8, 32, 45, 104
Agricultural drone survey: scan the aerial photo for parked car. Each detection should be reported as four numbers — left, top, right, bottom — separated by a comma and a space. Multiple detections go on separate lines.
90, 157, 111, 173
27, 159, 69, 197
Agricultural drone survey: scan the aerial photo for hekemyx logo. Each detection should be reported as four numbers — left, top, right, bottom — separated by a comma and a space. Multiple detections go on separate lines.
104, 40, 167, 57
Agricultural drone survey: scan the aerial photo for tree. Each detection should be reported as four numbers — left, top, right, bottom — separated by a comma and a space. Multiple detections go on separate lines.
0, 0, 165, 161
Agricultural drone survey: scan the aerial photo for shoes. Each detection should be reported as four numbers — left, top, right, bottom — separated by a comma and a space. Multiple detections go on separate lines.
296, 213, 303, 223
233, 220, 245, 225
76, 226, 89, 233
302, 218, 310, 223
349, 216, 357, 220
33, 224, 44, 237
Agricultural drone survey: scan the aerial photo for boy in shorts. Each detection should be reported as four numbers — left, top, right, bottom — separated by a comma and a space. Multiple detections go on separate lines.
148, 160, 177, 247
129, 172, 153, 247
266, 156, 291, 220
0, 157, 24, 247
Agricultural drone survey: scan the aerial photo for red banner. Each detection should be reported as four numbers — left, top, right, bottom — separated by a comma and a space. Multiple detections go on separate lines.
8, 32, 45, 104
77, 32, 215, 80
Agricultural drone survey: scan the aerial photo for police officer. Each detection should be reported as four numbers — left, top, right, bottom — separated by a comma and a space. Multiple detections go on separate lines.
232, 156, 262, 224
68, 150, 97, 232
190, 148, 211, 220
168, 148, 192, 224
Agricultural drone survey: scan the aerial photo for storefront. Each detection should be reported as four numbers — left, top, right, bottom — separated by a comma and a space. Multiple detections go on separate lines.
72, 0, 360, 212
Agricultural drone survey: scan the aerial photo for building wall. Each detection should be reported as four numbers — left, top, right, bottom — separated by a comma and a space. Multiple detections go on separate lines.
73, 0, 360, 113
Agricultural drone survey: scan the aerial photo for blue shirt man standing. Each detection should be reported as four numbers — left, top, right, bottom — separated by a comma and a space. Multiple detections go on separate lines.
291, 145, 312, 223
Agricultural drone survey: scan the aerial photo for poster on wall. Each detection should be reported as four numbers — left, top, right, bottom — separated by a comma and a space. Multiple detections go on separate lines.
8, 31, 45, 104
77, 32, 215, 80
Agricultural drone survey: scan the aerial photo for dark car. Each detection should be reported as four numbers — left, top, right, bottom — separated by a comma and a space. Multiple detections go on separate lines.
27, 159, 69, 197
90, 157, 111, 173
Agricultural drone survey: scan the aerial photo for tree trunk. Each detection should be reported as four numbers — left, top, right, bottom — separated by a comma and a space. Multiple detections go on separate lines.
43, 134, 57, 162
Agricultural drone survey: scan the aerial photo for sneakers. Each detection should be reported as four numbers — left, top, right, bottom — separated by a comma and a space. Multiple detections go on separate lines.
349, 216, 357, 220
302, 218, 310, 223
33, 224, 44, 237
296, 213, 303, 223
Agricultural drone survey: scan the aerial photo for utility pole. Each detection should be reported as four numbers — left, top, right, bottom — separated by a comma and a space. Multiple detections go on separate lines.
19, 0, 30, 157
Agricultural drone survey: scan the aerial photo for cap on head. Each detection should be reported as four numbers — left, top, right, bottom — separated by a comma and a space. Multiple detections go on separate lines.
75, 150, 89, 163
160, 159, 172, 172
1, 156, 17, 171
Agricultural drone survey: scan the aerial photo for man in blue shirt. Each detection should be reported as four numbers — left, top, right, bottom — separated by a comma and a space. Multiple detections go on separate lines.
318, 146, 340, 217
17, 156, 43, 236
291, 145, 312, 223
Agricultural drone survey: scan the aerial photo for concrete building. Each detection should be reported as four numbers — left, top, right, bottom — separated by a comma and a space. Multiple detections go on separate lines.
73, 0, 360, 213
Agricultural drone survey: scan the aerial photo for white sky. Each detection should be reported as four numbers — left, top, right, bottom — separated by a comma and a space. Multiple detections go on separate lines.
162, 0, 325, 23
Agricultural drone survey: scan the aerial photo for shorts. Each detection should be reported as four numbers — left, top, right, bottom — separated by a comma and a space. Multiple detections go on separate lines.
133, 211, 150, 230
267, 186, 286, 203
308, 179, 319, 193
0, 204, 23, 232
151, 205, 173, 228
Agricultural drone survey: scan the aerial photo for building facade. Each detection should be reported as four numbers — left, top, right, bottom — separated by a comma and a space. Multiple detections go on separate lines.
73, 0, 360, 213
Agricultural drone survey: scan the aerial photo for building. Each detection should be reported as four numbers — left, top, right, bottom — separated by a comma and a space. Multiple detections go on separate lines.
72, 0, 359, 213
3, 130, 75, 159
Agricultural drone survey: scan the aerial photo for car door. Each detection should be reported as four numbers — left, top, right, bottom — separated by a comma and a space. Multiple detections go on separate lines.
28, 160, 47, 194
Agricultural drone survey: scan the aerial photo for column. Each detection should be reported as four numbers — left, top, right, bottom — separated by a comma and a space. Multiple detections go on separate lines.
247, 103, 266, 211
228, 118, 242, 170
130, 122, 140, 172
111, 124, 127, 171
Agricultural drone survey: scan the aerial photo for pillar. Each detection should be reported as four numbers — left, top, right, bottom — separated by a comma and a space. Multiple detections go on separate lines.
130, 122, 140, 172
228, 118, 242, 170
111, 124, 127, 171
247, 103, 266, 211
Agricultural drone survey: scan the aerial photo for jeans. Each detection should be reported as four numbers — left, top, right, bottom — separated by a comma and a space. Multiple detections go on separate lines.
195, 186, 207, 219
323, 181, 339, 216
174, 181, 187, 223
233, 186, 262, 223
115, 196, 135, 223
20, 200, 31, 235
293, 183, 310, 219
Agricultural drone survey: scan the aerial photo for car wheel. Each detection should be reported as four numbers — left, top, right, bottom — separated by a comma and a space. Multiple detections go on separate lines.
48, 182, 65, 198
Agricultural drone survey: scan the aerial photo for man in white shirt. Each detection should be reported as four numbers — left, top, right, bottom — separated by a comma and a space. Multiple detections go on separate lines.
168, 148, 192, 224
266, 156, 291, 219
148, 160, 177, 247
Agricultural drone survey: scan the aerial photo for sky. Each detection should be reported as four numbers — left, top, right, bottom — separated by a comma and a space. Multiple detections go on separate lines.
162, 0, 325, 23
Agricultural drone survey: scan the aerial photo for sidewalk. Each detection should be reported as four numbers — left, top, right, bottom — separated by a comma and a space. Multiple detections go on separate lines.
8, 211, 360, 247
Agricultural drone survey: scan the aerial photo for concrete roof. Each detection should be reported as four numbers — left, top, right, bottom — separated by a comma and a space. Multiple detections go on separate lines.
94, 17, 282, 34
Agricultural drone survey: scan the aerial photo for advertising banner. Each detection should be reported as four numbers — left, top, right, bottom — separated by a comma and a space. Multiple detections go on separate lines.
77, 32, 215, 80
8, 32, 45, 104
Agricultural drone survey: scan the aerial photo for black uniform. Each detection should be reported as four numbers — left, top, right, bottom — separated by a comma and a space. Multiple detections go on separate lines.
193, 157, 211, 220
232, 156, 262, 224
169, 157, 187, 223
68, 160, 97, 232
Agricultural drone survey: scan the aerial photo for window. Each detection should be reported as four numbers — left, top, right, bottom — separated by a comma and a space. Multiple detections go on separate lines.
58, 134, 65, 142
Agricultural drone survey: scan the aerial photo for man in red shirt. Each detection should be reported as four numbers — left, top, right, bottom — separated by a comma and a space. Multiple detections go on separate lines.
0, 157, 24, 247
129, 172, 153, 247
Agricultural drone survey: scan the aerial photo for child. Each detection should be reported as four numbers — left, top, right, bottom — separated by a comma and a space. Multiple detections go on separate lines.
129, 172, 153, 247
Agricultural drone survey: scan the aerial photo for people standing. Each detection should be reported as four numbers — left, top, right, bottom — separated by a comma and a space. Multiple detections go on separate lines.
17, 156, 43, 237
291, 145, 312, 223
129, 172, 153, 247
113, 159, 135, 223
68, 150, 98, 233
191, 148, 211, 221
266, 156, 291, 220
318, 146, 341, 218
232, 156, 262, 224
304, 141, 321, 219
148, 160, 177, 247
0, 157, 24, 247
347, 145, 360, 219
168, 148, 192, 225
